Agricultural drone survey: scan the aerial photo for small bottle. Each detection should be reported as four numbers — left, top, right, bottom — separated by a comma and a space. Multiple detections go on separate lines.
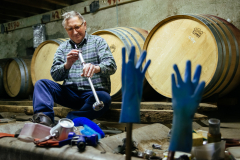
207, 118, 221, 143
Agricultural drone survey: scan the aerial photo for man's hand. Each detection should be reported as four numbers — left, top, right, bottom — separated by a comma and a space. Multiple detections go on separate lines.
81, 63, 100, 78
64, 49, 79, 70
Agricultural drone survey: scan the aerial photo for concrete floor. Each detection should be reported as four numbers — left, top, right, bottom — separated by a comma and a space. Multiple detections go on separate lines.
0, 102, 239, 159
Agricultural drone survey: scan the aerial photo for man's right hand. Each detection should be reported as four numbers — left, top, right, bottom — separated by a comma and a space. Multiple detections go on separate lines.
64, 49, 79, 70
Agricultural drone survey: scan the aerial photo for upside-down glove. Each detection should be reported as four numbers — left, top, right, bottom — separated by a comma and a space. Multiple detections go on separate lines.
169, 60, 205, 152
119, 46, 151, 123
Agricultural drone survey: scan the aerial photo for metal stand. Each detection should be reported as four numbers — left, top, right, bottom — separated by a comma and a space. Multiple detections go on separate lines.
126, 123, 133, 160
167, 151, 175, 160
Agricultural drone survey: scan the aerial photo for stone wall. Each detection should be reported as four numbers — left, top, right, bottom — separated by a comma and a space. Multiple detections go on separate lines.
0, 0, 239, 58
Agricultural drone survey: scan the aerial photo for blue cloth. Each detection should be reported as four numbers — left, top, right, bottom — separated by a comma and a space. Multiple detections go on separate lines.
33, 79, 111, 122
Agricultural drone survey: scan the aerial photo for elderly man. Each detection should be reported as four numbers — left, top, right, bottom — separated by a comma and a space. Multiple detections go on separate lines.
31, 11, 117, 126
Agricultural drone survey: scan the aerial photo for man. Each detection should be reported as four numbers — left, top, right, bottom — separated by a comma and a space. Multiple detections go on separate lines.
32, 11, 117, 127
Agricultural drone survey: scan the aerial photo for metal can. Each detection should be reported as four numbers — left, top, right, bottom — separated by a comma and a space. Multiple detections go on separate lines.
152, 144, 162, 149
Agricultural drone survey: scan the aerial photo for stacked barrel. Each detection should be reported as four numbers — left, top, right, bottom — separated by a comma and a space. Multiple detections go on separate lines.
0, 58, 33, 98
143, 14, 240, 99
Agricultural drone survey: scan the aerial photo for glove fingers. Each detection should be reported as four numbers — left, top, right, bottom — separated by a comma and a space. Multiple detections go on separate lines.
142, 59, 151, 75
122, 47, 126, 82
129, 46, 136, 62
136, 50, 147, 69
173, 64, 183, 85
184, 60, 191, 83
193, 81, 205, 100
171, 73, 177, 92
193, 65, 202, 87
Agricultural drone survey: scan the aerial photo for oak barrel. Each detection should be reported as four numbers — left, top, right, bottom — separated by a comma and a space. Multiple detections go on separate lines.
0, 62, 6, 97
92, 27, 148, 101
143, 14, 240, 99
3, 58, 33, 98
0, 59, 10, 97
0, 66, 3, 95
31, 38, 69, 85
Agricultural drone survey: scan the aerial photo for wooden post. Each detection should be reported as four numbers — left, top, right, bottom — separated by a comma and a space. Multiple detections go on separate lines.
126, 123, 133, 160
167, 151, 175, 160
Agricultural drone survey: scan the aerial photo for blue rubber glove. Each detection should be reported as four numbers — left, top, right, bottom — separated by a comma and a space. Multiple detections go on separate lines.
119, 46, 151, 123
169, 60, 205, 152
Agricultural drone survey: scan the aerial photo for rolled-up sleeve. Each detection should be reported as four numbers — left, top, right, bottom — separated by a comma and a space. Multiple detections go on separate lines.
97, 38, 117, 76
50, 47, 70, 81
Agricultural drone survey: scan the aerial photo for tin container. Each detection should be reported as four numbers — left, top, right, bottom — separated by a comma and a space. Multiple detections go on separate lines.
207, 118, 221, 143
50, 118, 76, 141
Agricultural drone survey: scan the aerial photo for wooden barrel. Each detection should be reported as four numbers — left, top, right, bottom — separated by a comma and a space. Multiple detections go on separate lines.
143, 14, 240, 99
0, 59, 11, 98
0, 63, 5, 97
3, 58, 33, 98
92, 27, 148, 101
31, 38, 69, 85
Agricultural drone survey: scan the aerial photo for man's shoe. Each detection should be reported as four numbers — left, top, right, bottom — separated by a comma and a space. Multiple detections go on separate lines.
30, 112, 54, 127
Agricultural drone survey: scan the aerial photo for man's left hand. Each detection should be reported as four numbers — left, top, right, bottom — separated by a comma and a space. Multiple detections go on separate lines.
81, 63, 100, 78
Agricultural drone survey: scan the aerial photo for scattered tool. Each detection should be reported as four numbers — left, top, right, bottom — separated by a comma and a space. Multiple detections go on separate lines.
59, 132, 98, 152
75, 44, 104, 111
113, 138, 138, 154
152, 144, 162, 150
97, 123, 123, 134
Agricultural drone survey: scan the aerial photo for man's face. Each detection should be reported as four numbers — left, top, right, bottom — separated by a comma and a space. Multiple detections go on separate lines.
65, 16, 87, 44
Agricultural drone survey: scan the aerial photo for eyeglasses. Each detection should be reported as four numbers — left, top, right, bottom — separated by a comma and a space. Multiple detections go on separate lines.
65, 22, 84, 32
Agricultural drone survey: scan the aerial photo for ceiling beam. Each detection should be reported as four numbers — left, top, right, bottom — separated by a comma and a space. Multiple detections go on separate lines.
0, 15, 18, 21
0, 20, 7, 24
43, 0, 71, 7
0, 8, 28, 18
2, 0, 56, 11
0, 1, 43, 15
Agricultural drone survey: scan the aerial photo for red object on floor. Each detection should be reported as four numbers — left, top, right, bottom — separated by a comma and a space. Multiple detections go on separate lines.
34, 138, 60, 147
0, 133, 15, 138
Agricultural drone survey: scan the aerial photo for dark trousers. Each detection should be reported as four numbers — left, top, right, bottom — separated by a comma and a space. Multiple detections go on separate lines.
33, 79, 111, 122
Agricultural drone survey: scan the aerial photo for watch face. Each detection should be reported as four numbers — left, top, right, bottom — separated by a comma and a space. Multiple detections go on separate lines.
1, 24, 4, 34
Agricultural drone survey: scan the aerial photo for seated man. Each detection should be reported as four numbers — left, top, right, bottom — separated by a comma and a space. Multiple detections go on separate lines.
32, 11, 117, 126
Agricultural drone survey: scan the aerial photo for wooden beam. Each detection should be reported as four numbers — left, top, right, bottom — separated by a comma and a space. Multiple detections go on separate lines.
3, 0, 56, 11
0, 15, 18, 21
0, 101, 58, 106
0, 1, 43, 15
0, 8, 28, 18
0, 105, 208, 123
109, 102, 217, 112
97, 109, 208, 123
0, 101, 217, 112
0, 101, 33, 106
0, 105, 73, 118
43, 0, 71, 7
0, 20, 7, 24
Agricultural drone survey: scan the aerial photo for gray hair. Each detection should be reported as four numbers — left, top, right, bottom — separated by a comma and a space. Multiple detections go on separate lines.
62, 11, 85, 27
